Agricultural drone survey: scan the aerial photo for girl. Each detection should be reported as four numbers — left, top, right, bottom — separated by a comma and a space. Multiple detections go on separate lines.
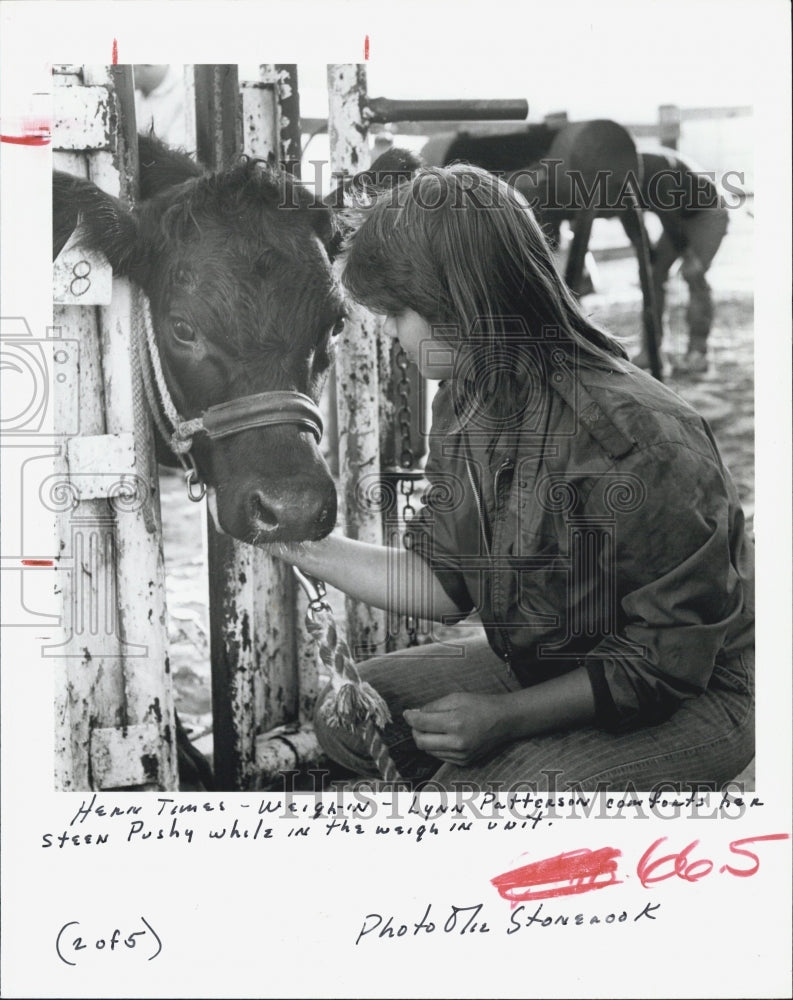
277, 165, 754, 792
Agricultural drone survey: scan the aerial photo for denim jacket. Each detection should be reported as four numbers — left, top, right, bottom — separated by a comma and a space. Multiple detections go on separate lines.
405, 356, 754, 732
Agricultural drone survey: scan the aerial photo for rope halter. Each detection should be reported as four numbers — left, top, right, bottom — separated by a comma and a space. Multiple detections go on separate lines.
133, 293, 324, 502
292, 568, 402, 782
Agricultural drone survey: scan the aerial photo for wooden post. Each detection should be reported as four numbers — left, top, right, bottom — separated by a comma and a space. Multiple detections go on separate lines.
327, 63, 387, 659
658, 104, 681, 150
50, 65, 177, 791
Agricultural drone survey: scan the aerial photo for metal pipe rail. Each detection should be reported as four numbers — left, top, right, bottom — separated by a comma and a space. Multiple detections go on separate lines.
364, 97, 528, 124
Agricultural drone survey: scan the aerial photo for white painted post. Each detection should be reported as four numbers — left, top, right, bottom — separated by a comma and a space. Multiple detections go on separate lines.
50, 297, 125, 790
182, 65, 197, 155
98, 279, 176, 784
241, 74, 280, 161
50, 65, 177, 791
327, 63, 387, 659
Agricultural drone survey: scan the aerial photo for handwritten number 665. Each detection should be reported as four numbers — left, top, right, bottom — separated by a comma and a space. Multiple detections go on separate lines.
637, 833, 789, 887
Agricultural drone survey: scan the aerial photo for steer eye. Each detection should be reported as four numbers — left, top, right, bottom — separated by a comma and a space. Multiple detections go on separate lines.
172, 319, 197, 344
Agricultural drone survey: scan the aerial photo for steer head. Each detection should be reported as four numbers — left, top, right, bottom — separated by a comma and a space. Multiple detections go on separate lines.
53, 136, 419, 545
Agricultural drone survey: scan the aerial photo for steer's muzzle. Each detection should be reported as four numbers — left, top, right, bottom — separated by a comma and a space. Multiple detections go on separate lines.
211, 452, 338, 544
201, 392, 337, 544
242, 474, 337, 543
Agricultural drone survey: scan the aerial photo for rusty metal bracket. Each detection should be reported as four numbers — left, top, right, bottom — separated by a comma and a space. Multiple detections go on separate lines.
64, 433, 137, 498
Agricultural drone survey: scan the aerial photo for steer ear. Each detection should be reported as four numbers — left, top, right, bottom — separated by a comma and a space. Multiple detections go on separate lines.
322, 146, 422, 259
53, 171, 141, 276
137, 132, 203, 200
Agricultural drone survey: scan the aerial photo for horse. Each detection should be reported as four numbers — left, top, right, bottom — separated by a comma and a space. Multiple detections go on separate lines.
421, 120, 664, 375
422, 119, 642, 279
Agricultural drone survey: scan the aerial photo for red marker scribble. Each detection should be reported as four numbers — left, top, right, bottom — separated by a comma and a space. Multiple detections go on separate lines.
364, 34, 370, 60
112, 38, 118, 65
1, 119, 51, 146
21, 559, 54, 567
492, 847, 622, 902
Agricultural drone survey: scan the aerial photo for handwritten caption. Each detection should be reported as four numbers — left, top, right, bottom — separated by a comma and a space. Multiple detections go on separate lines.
41, 788, 775, 850
38, 792, 789, 955
355, 898, 663, 945
55, 917, 161, 966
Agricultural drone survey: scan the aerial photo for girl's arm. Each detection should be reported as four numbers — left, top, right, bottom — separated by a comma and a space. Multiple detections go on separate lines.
271, 535, 467, 623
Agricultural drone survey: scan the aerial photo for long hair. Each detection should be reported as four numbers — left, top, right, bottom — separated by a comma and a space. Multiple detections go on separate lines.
341, 164, 628, 419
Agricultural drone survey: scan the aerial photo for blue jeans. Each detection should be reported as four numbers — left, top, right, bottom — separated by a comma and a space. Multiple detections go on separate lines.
653, 208, 729, 354
313, 635, 754, 792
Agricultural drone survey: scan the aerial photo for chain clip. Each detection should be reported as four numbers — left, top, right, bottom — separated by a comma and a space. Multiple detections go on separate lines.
183, 454, 207, 502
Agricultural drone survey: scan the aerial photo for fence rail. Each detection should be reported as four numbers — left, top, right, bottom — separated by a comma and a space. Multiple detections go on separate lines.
302, 103, 753, 146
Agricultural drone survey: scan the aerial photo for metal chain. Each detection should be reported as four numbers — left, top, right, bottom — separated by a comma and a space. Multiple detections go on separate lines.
396, 345, 415, 471
395, 346, 419, 647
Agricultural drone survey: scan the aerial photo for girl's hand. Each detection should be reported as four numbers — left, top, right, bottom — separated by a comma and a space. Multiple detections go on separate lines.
403, 692, 508, 766
403, 668, 597, 767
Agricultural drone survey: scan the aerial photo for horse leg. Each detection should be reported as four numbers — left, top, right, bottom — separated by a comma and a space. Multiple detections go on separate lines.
564, 208, 595, 296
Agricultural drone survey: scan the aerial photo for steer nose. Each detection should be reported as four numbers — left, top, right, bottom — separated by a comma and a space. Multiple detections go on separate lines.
246, 479, 337, 542
248, 491, 279, 533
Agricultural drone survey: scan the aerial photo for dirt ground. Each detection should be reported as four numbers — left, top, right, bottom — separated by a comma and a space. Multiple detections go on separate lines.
160, 205, 755, 783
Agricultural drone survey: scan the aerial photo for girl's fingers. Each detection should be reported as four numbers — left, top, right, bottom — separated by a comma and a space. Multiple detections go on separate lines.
410, 729, 462, 753
403, 708, 453, 733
